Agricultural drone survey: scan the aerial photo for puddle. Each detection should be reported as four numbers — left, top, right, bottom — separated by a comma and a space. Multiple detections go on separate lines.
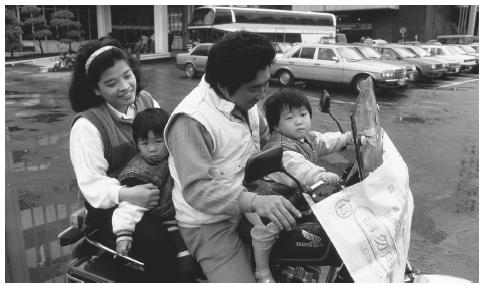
398, 116, 427, 123
8, 126, 24, 132
17, 112, 68, 123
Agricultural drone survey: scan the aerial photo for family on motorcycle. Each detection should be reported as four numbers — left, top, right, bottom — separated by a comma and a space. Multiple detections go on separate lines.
68, 30, 361, 283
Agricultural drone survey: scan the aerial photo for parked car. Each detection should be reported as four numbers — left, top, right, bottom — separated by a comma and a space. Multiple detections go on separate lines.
419, 44, 478, 72
372, 45, 447, 81
272, 42, 293, 55
175, 43, 212, 78
349, 44, 418, 82
395, 44, 461, 76
270, 43, 407, 94
469, 43, 479, 53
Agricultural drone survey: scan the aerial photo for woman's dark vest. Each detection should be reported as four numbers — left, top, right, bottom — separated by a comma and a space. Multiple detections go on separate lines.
70, 91, 155, 231
118, 154, 175, 221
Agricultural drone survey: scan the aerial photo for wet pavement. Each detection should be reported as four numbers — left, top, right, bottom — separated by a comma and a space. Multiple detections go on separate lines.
4, 61, 479, 282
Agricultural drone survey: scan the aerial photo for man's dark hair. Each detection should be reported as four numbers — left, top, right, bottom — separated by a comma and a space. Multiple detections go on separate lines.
132, 108, 170, 144
205, 31, 275, 95
264, 88, 313, 133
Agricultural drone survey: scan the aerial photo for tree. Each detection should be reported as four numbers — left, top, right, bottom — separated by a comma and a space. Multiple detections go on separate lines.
21, 5, 52, 54
5, 9, 23, 58
50, 10, 82, 53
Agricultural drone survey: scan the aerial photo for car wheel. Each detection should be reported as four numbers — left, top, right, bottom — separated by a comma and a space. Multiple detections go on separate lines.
414, 68, 423, 82
184, 63, 196, 78
352, 74, 369, 94
278, 70, 294, 86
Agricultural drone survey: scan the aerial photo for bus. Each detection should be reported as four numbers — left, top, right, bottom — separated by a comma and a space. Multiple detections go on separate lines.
188, 6, 336, 45
436, 35, 478, 44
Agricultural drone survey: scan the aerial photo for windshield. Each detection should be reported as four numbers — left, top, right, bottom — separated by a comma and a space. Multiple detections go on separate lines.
358, 46, 381, 59
460, 45, 476, 53
336, 47, 363, 61
444, 46, 461, 55
350, 78, 383, 179
393, 47, 417, 58
408, 46, 431, 57
452, 46, 467, 55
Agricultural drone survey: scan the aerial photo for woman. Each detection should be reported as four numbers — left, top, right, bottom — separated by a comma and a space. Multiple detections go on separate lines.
68, 39, 177, 282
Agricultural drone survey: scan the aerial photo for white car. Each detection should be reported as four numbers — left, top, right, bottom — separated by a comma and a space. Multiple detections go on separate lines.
271, 43, 407, 94
420, 45, 478, 72
175, 43, 212, 78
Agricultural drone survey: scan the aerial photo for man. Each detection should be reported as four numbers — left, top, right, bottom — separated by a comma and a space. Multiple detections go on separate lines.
164, 31, 301, 282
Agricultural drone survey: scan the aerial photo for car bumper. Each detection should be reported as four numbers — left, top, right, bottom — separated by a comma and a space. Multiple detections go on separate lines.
425, 69, 447, 78
405, 71, 418, 82
376, 77, 406, 88
445, 67, 460, 75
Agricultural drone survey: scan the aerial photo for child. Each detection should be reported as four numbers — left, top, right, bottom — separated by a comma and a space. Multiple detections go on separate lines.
248, 88, 354, 282
112, 108, 196, 281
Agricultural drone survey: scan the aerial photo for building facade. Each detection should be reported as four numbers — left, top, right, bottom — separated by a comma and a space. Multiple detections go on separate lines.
293, 5, 479, 43
7, 5, 479, 54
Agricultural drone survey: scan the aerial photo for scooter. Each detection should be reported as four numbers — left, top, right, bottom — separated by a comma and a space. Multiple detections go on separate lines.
238, 79, 472, 283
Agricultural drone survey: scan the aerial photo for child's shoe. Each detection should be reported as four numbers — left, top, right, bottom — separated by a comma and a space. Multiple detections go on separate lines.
255, 270, 275, 283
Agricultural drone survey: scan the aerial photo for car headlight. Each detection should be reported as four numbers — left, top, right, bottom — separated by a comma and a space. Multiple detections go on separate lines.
382, 70, 394, 78
430, 64, 436, 69
412, 66, 417, 71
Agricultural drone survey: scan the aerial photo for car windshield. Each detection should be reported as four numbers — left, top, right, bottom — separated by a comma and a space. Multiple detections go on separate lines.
393, 47, 417, 58
444, 46, 461, 55
459, 45, 476, 53
357, 46, 381, 59
409, 46, 431, 57
452, 46, 467, 55
336, 47, 363, 61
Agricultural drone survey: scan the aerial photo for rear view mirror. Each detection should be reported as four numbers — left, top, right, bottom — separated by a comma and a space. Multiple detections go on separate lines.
243, 147, 284, 184
331, 56, 339, 62
319, 90, 331, 113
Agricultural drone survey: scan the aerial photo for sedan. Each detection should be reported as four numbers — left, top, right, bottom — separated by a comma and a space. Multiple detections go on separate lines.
420, 45, 478, 72
175, 43, 212, 78
271, 43, 407, 94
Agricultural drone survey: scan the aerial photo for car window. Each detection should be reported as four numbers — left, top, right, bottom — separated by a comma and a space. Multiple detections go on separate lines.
381, 48, 397, 59
191, 45, 210, 56
290, 48, 302, 58
300, 47, 316, 59
317, 48, 336, 60
430, 48, 444, 56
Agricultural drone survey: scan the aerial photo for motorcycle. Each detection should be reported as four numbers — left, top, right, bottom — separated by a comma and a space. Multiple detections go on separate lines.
58, 78, 470, 283
238, 78, 471, 283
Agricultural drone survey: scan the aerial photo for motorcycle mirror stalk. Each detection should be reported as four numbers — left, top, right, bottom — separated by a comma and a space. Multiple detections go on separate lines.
319, 90, 344, 134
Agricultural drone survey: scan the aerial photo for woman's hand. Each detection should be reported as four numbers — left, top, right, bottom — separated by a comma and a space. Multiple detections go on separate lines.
252, 195, 302, 231
119, 183, 160, 209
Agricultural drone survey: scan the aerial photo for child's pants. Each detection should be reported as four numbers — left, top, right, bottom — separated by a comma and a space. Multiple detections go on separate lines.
245, 213, 281, 251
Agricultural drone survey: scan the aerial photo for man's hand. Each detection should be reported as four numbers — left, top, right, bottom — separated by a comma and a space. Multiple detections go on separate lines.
252, 195, 302, 231
116, 239, 132, 256
119, 183, 160, 209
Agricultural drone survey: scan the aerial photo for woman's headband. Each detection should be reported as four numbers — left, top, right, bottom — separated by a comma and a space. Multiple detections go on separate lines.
85, 45, 116, 75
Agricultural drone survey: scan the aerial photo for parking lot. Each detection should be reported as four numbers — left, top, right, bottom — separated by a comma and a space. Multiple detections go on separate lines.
5, 59, 479, 282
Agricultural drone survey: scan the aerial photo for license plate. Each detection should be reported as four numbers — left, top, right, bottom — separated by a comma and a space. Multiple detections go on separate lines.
397, 78, 405, 85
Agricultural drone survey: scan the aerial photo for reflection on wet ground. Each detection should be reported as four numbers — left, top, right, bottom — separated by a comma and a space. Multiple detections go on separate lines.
5, 67, 79, 282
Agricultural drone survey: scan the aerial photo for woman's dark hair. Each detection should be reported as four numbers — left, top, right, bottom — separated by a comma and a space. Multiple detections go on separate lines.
205, 31, 275, 95
68, 39, 142, 112
132, 108, 170, 144
264, 88, 313, 133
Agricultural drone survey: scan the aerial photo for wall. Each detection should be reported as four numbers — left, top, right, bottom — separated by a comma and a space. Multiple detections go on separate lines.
22, 40, 87, 53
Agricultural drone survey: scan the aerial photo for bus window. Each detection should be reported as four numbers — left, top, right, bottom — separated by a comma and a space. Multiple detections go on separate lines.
234, 10, 258, 23
191, 8, 215, 26
258, 11, 279, 24
214, 9, 232, 24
